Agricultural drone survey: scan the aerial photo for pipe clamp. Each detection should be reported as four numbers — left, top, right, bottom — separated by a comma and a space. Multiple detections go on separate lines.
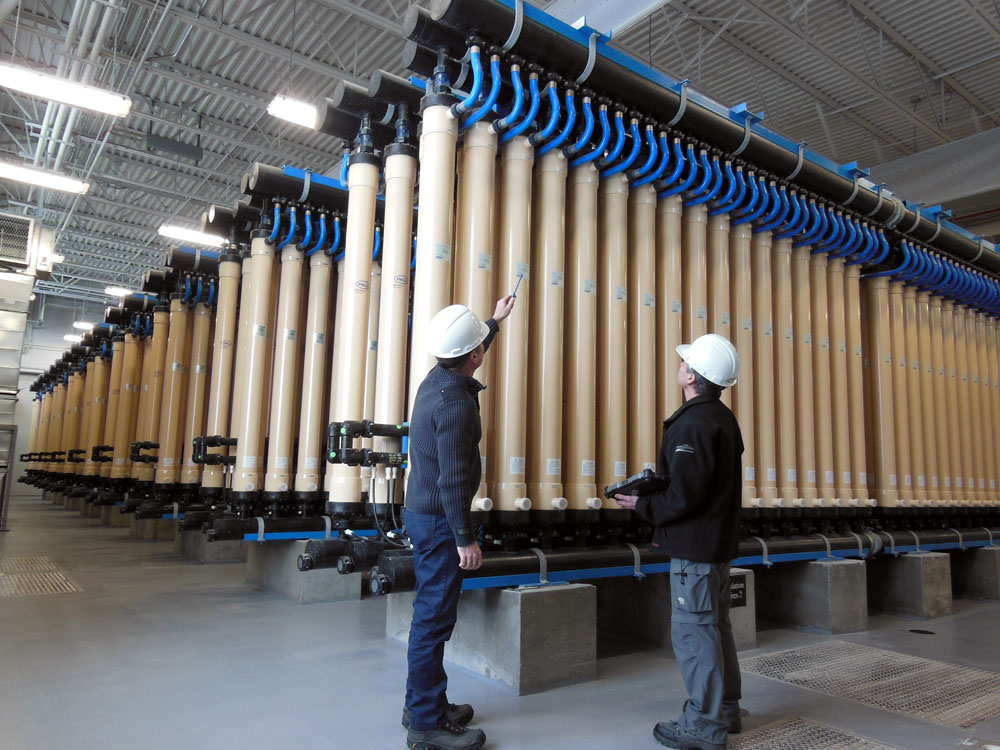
256, 517, 265, 542
907, 529, 923, 553
848, 531, 867, 559
973, 237, 986, 263
983, 527, 996, 548
843, 171, 862, 206
502, 0, 524, 52
785, 141, 806, 181
904, 203, 923, 235
864, 184, 886, 218
323, 515, 332, 538
576, 32, 600, 84
624, 542, 645, 579
666, 80, 690, 127
929, 214, 943, 244
751, 536, 772, 567
814, 532, 834, 559
298, 170, 312, 203
528, 547, 549, 585
947, 527, 965, 550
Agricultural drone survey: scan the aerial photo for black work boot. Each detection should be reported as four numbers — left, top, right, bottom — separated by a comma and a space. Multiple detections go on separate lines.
406, 720, 486, 750
653, 720, 726, 750
402, 703, 474, 729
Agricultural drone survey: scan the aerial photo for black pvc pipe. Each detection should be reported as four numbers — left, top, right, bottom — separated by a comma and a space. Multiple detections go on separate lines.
332, 81, 394, 123
317, 100, 397, 149
414, 0, 999, 274
165, 246, 220, 274
368, 69, 426, 114
245, 163, 351, 214
206, 515, 376, 542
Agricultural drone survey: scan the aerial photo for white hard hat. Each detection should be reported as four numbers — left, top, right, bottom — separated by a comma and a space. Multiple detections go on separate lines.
676, 334, 740, 387
426, 304, 490, 358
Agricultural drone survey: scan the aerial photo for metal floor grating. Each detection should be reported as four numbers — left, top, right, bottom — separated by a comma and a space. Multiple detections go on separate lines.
0, 571, 80, 596
0, 555, 58, 572
731, 717, 902, 750
741, 641, 1000, 727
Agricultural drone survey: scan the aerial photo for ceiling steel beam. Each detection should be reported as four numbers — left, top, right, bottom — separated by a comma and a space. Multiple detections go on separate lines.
307, 0, 403, 36
662, 0, 912, 155
546, 0, 674, 36
958, 0, 1000, 46
738, 0, 950, 144
841, 0, 1000, 129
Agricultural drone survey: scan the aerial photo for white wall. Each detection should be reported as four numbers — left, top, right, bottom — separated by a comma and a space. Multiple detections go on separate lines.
11, 299, 106, 499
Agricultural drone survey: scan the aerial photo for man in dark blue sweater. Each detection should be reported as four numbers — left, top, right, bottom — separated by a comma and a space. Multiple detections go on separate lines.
402, 295, 515, 750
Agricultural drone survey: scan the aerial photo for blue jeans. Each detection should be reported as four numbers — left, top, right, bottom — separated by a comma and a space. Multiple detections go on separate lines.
670, 558, 742, 745
404, 509, 463, 731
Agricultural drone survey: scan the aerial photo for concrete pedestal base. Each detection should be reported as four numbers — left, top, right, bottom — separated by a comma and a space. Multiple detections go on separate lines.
594, 568, 756, 650
79, 501, 92, 517
128, 516, 176, 541
951, 546, 1000, 600
101, 506, 112, 525
107, 506, 130, 528
89, 503, 102, 518
66, 496, 81, 511
174, 529, 248, 564
387, 583, 597, 695
868, 551, 953, 619
246, 540, 362, 603
756, 559, 868, 633
50, 492, 64, 506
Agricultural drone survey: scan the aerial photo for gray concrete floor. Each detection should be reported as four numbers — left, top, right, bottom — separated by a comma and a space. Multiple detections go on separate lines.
3, 495, 1000, 750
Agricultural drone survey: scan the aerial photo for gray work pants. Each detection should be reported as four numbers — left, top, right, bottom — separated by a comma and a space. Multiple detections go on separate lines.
669, 558, 742, 745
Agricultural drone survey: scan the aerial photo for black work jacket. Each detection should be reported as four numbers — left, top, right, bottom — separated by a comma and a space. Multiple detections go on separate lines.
634, 394, 744, 563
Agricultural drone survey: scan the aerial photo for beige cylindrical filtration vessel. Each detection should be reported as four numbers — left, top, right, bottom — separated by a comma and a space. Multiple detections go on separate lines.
99, 339, 125, 479
707, 211, 732, 409
230, 253, 254, 447
202, 257, 241, 494
902, 285, 928, 504
180, 300, 212, 489
295, 250, 333, 499
110, 333, 141, 480
360, 257, 382, 486
942, 300, 966, 501
452, 121, 496, 506
628, 183, 658, 475
974, 310, 996, 503
791, 245, 819, 506
810, 252, 837, 505
136, 307, 169, 485
233, 237, 275, 497
73, 366, 93, 475
371, 144, 418, 507
263, 244, 305, 497
772, 237, 799, 506
986, 315, 1000, 503
492, 135, 533, 517
916, 290, 941, 505
326, 156, 379, 509
36, 387, 53, 475
27, 394, 41, 461
526, 148, 568, 513
408, 101, 458, 417
751, 230, 779, 506
564, 163, 601, 515
951, 303, 975, 503
598, 171, 629, 516
845, 262, 870, 502
889, 280, 914, 504
827, 257, 852, 504
657, 193, 685, 425
865, 277, 899, 506
59, 372, 83, 476
683, 194, 709, 343
965, 309, 987, 504
262, 254, 281, 442
154, 296, 191, 488
83, 357, 108, 478
730, 221, 757, 506
929, 294, 953, 500
130, 331, 154, 482
46, 381, 66, 475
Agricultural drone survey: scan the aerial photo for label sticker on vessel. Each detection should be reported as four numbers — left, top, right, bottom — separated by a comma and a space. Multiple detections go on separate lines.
582, 459, 595, 477
614, 460, 627, 477
477, 253, 492, 271
434, 243, 451, 261
547, 458, 561, 476
510, 456, 525, 475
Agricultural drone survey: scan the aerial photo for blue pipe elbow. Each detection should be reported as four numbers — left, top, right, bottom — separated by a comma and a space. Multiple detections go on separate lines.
501, 74, 541, 143
495, 66, 525, 133
730, 173, 764, 226
538, 90, 576, 156
451, 47, 483, 117
775, 193, 808, 240
629, 126, 658, 182
603, 118, 643, 177
462, 57, 502, 131
792, 200, 822, 247
529, 82, 561, 147
596, 111, 626, 170
707, 162, 738, 216
266, 203, 281, 245
372, 226, 382, 260
752, 183, 785, 233
569, 105, 611, 169
657, 144, 699, 199
565, 96, 593, 157
326, 216, 343, 258
277, 205, 297, 250
306, 214, 328, 257
297, 209, 313, 251
632, 133, 669, 188
684, 154, 722, 207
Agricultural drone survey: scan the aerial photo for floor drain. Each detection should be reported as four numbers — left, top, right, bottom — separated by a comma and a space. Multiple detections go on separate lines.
731, 716, 902, 750
741, 641, 1000, 727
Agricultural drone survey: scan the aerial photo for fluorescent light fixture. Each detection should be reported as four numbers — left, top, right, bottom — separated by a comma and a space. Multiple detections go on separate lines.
0, 162, 89, 194
157, 224, 226, 247
267, 95, 319, 129
0, 63, 131, 117
29, 293, 36, 301
72, 321, 94, 331
105, 286, 133, 297
63, 334, 83, 343
51, 253, 65, 263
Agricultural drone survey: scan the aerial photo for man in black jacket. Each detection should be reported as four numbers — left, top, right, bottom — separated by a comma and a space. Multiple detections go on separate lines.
616, 333, 743, 750
402, 296, 515, 750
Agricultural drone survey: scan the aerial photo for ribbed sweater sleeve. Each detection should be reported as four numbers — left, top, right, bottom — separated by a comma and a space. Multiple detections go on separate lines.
434, 398, 479, 546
